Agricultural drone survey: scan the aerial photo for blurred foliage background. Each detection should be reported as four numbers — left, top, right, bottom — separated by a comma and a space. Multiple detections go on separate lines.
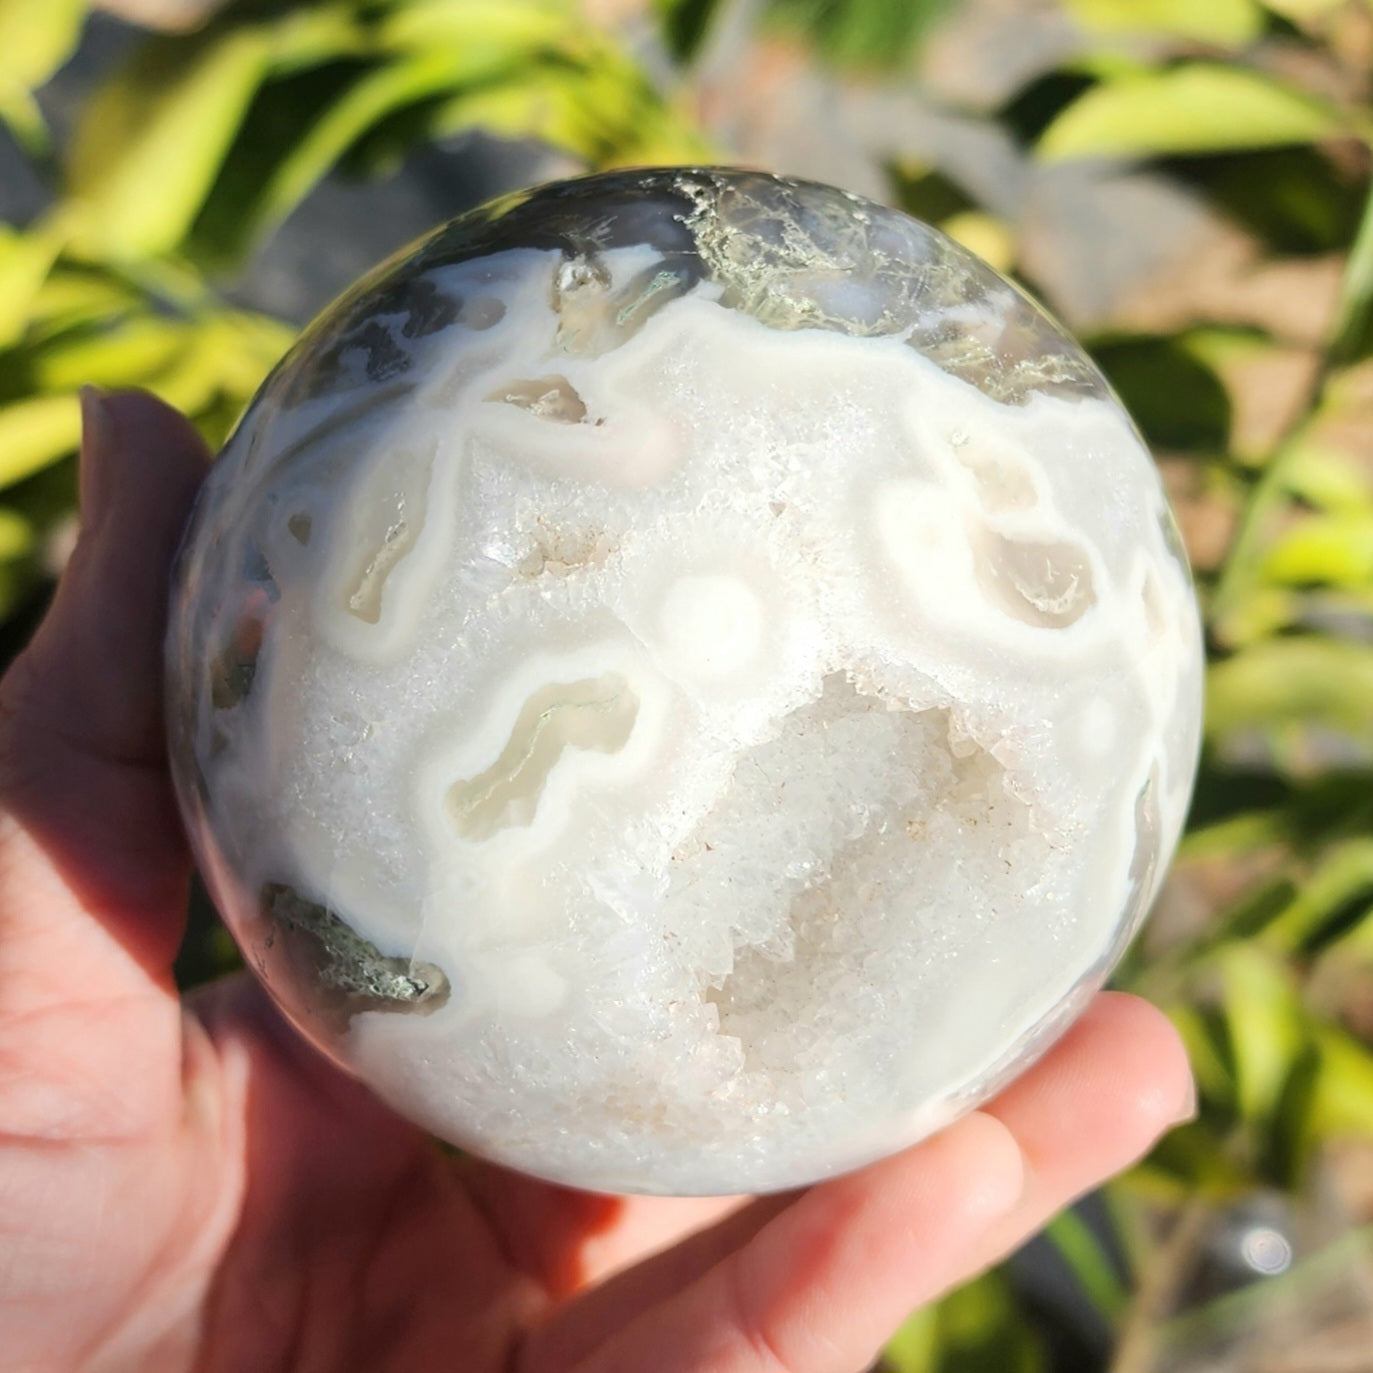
4, 0, 1373, 1368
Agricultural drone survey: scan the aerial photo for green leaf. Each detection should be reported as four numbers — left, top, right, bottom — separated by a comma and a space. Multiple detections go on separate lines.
941, 211, 1016, 273
1262, 512, 1373, 587
1189, 878, 1302, 966
1063, 0, 1264, 46
258, 4, 371, 75
1169, 1002, 1240, 1111
1206, 638, 1373, 745
0, 0, 86, 90
1262, 839, 1373, 953
655, 0, 726, 62
1037, 64, 1345, 162
1090, 332, 1231, 451
0, 222, 64, 349
28, 314, 192, 392
1308, 1025, 1373, 1137
1136, 1117, 1255, 1193
26, 267, 140, 340
64, 26, 273, 259
886, 1269, 1045, 1373
0, 505, 35, 560
424, 60, 707, 166
1263, 0, 1350, 20
763, 0, 952, 71
201, 49, 488, 261
0, 392, 80, 488
0, 83, 51, 155
999, 70, 1100, 147
883, 1304, 938, 1372
1280, 448, 1373, 514
1168, 146, 1365, 256
184, 312, 287, 407
1324, 888, 1373, 963
195, 1, 709, 261
376, 0, 578, 54
1179, 810, 1286, 862
1326, 180, 1373, 367
1042, 1209, 1129, 1321
889, 161, 979, 226
1216, 944, 1307, 1126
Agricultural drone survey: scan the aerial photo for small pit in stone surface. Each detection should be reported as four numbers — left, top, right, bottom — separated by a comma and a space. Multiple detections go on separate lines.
446, 675, 640, 840
971, 527, 1096, 628
488, 374, 589, 423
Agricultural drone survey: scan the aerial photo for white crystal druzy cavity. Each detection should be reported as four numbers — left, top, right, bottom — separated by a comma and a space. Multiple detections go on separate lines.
166, 170, 1203, 1195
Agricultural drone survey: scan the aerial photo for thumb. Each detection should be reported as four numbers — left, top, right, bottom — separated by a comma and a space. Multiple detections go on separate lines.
0, 388, 210, 996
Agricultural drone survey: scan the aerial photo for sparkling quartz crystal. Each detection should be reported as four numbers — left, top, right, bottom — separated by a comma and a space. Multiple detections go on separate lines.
166, 169, 1204, 1195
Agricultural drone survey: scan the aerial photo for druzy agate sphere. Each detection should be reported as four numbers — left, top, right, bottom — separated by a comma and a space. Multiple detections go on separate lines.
166, 168, 1203, 1195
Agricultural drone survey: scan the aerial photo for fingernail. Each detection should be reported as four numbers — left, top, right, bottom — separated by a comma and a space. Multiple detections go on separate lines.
78, 386, 115, 531
1172, 1074, 1198, 1125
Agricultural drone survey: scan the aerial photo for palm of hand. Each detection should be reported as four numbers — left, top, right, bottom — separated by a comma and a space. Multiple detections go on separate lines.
0, 392, 1191, 1373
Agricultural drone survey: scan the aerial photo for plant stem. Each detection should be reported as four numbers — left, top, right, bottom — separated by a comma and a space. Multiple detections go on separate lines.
1108, 1196, 1214, 1373
1210, 171, 1373, 636
1326, 172, 1373, 374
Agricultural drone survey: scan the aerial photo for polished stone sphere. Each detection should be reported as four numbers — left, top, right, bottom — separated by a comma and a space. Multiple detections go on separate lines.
166, 168, 1203, 1195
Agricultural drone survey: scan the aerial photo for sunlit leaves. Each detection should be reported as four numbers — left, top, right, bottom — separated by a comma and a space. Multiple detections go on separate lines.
195, 49, 488, 263
1042, 1209, 1130, 1323
940, 211, 1015, 273
1263, 838, 1373, 952
1306, 1026, 1373, 1137
1090, 332, 1233, 452
1062, 0, 1265, 47
1168, 147, 1366, 257
0, 223, 65, 348
0, 0, 86, 90
1207, 637, 1373, 756
0, 393, 81, 488
183, 0, 710, 265
64, 26, 275, 259
1217, 944, 1306, 1127
886, 1270, 1046, 1373
655, 0, 726, 63
1262, 512, 1373, 587
1326, 188, 1373, 367
1037, 65, 1346, 162
1262, 0, 1353, 21
763, 0, 952, 70
0, 0, 86, 149
889, 162, 1017, 271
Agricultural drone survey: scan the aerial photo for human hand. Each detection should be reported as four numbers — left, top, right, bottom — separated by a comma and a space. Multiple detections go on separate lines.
0, 389, 1194, 1373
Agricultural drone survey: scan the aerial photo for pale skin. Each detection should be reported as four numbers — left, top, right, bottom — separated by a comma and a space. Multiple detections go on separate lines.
0, 390, 1195, 1373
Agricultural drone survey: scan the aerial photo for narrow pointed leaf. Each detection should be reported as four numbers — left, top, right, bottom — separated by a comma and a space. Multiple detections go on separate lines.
1207, 638, 1373, 743
0, 393, 80, 488
1216, 944, 1307, 1125
0, 223, 64, 348
1038, 65, 1345, 162
1262, 840, 1373, 952
0, 0, 86, 90
29, 316, 192, 392
0, 506, 34, 560
204, 49, 516, 260
654, 0, 726, 62
64, 27, 272, 258
1263, 512, 1373, 586
1063, 0, 1264, 45
1309, 1026, 1373, 1137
